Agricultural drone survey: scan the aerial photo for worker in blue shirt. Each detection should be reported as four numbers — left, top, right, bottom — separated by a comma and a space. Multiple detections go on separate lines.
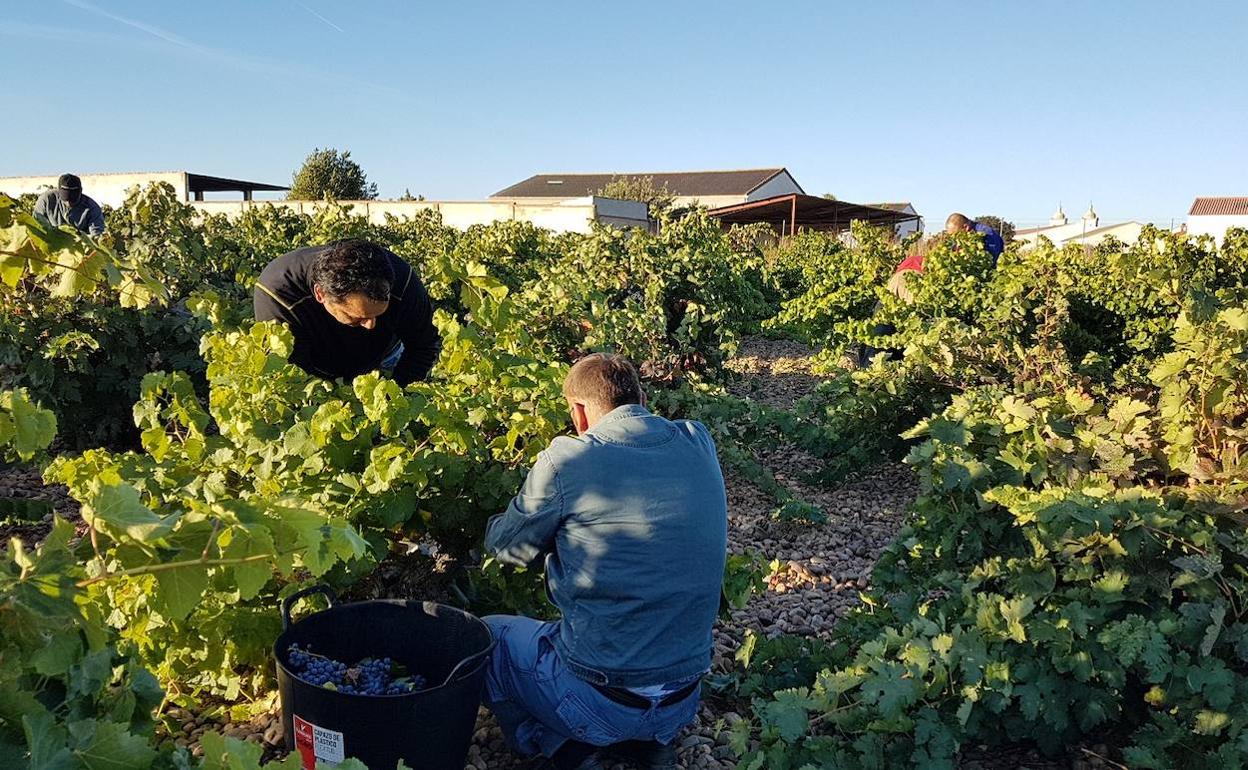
945, 213, 1004, 264
482, 353, 727, 770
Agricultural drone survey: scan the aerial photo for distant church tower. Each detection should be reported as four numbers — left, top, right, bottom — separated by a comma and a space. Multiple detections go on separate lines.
1049, 204, 1068, 226
1082, 203, 1099, 229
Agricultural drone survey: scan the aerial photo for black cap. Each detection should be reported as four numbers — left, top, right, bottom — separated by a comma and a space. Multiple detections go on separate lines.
56, 173, 83, 204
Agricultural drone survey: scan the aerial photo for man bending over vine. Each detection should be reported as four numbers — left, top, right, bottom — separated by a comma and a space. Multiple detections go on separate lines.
253, 239, 440, 385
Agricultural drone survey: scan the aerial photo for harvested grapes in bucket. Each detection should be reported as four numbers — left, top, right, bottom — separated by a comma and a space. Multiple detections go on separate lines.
287, 643, 428, 695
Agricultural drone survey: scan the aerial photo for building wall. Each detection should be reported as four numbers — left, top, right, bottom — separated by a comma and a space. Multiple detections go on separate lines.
896, 220, 923, 239
0, 172, 188, 207
891, 205, 923, 239
188, 197, 648, 234
746, 170, 804, 201
673, 194, 749, 209
1068, 222, 1145, 247
1019, 221, 1145, 249
1187, 214, 1248, 246
1017, 219, 1101, 248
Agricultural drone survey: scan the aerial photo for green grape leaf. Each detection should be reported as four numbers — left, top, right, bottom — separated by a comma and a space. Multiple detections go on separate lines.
22, 710, 76, 770
152, 564, 210, 622
223, 526, 277, 601
83, 484, 171, 543
999, 596, 1035, 643
51, 246, 110, 297
71, 719, 156, 770
1193, 710, 1230, 736
759, 690, 812, 743
5, 389, 57, 459
199, 731, 262, 770
30, 631, 83, 677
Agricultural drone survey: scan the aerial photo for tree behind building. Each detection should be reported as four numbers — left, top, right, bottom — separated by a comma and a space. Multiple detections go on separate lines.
289, 148, 379, 200
975, 214, 1016, 243
596, 176, 674, 217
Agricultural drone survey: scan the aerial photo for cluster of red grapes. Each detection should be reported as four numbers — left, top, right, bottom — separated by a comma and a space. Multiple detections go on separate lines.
287, 644, 428, 696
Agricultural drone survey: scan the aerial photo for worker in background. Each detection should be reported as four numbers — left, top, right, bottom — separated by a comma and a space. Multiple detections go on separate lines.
945, 212, 1004, 264
885, 250, 926, 304
482, 353, 727, 770
859, 236, 935, 365
253, 239, 441, 385
33, 173, 105, 236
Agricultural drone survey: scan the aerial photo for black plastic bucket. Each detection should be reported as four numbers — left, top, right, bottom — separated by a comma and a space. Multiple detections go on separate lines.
274, 585, 495, 770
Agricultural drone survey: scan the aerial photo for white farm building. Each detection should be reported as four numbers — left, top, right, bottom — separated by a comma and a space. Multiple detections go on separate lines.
1187, 197, 1248, 246
492, 168, 805, 210
1015, 204, 1145, 249
866, 202, 923, 239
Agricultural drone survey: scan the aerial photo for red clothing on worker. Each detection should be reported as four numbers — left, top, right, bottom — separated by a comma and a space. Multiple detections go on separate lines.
887, 253, 924, 302
894, 253, 925, 274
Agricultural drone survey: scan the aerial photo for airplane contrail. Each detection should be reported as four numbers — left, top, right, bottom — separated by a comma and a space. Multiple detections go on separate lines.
296, 2, 345, 34
63, 0, 199, 49
51, 0, 398, 96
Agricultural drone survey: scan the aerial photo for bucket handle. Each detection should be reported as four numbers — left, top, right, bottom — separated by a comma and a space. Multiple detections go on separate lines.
439, 634, 498, 688
282, 584, 338, 630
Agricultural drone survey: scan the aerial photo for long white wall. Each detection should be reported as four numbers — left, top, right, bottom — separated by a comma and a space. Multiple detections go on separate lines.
672, 194, 749, 209
0, 172, 188, 207
188, 196, 648, 234
1188, 214, 1248, 246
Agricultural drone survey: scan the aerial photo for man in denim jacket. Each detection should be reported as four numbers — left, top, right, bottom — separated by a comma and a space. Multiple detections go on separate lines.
483, 353, 728, 770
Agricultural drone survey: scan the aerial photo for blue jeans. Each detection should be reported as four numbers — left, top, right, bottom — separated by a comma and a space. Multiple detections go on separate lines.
483, 616, 701, 759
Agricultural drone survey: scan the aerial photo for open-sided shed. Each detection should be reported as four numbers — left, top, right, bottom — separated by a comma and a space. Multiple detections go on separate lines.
708, 194, 921, 236
185, 173, 288, 201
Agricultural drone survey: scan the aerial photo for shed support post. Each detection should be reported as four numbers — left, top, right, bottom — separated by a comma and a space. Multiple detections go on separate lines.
790, 196, 797, 236
243, 189, 253, 201
193, 190, 204, 201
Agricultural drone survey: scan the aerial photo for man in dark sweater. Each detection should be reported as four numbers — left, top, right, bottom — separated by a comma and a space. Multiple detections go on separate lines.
253, 239, 440, 385
33, 174, 105, 236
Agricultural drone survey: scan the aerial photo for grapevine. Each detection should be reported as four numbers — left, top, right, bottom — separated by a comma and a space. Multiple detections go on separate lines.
1, 179, 1246, 768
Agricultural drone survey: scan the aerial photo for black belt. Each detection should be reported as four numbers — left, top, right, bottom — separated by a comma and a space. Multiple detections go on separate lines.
590, 678, 700, 710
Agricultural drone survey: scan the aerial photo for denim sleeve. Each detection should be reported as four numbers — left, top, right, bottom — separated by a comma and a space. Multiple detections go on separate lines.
485, 452, 565, 567
684, 420, 720, 459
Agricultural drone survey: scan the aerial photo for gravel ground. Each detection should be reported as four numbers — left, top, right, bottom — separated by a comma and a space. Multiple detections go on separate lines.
0, 462, 80, 547
723, 336, 824, 410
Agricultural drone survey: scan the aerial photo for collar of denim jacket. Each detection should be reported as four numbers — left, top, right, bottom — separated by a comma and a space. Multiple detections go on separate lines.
585, 403, 652, 435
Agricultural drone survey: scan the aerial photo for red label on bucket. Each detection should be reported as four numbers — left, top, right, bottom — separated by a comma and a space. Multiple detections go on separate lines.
294, 714, 345, 768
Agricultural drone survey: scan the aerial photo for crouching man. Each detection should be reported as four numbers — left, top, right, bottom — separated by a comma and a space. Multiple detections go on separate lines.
483, 353, 728, 770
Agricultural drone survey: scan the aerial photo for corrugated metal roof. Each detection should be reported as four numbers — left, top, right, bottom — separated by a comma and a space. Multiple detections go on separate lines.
492, 168, 796, 198
1189, 197, 1248, 216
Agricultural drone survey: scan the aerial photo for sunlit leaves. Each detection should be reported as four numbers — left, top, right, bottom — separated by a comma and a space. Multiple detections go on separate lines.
0, 388, 57, 461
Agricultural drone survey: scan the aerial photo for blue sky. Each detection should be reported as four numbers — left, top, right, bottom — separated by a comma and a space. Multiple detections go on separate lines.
3, 1, 1245, 228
